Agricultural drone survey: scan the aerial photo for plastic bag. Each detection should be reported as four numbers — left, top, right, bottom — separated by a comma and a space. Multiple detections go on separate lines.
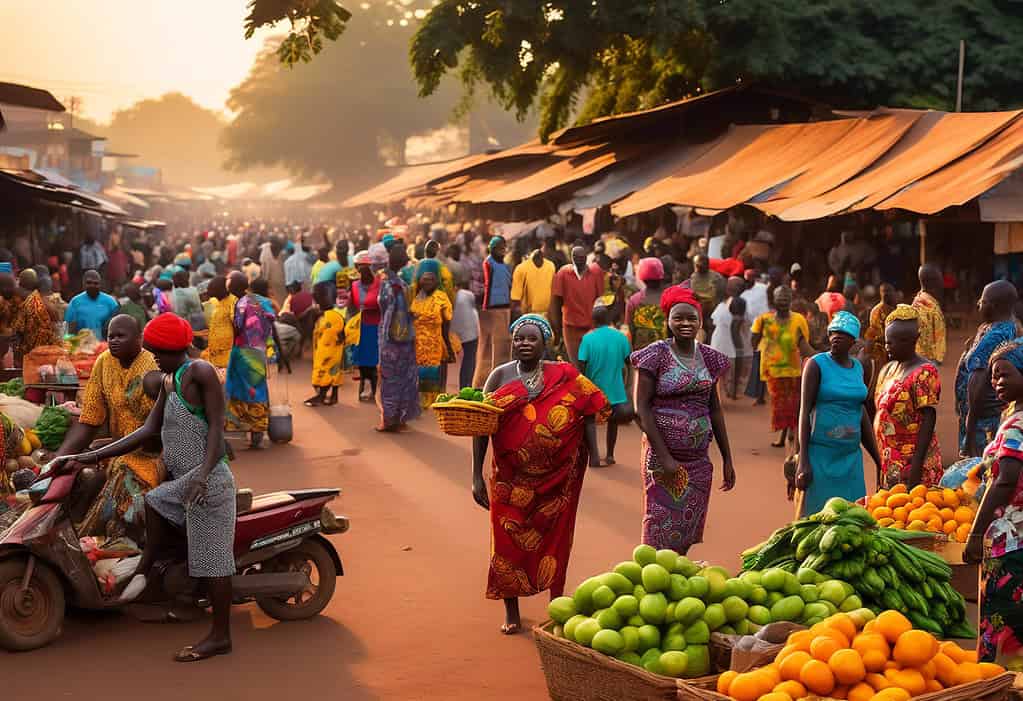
941, 457, 981, 489
725, 622, 806, 673
93, 555, 141, 595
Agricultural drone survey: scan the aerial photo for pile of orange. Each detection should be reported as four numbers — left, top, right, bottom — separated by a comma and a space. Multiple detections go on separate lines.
716, 610, 1004, 701
865, 484, 975, 542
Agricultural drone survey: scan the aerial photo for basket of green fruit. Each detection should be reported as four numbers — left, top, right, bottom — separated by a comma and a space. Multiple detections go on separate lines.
431, 387, 504, 437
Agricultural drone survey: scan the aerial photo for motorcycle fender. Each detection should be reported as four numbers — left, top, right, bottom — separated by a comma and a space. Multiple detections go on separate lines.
311, 534, 343, 576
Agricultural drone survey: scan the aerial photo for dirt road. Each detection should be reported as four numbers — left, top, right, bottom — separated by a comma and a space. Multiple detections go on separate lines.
6, 353, 964, 700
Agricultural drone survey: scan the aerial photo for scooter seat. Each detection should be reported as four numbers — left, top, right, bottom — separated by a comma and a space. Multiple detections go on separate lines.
237, 491, 296, 515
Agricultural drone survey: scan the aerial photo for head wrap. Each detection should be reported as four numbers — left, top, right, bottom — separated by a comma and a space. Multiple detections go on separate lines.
593, 294, 613, 312
368, 243, 388, 266
143, 312, 194, 352
489, 235, 505, 252
509, 313, 553, 344
415, 258, 441, 282
173, 254, 192, 269
636, 257, 665, 283
828, 310, 861, 339
353, 250, 371, 266
381, 234, 396, 250
885, 304, 919, 325
660, 284, 702, 316
990, 337, 1023, 371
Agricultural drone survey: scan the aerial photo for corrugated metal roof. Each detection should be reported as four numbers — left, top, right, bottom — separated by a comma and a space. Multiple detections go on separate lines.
0, 82, 65, 112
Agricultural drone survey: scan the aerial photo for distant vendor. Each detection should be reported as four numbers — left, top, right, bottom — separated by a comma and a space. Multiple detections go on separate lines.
65, 270, 119, 339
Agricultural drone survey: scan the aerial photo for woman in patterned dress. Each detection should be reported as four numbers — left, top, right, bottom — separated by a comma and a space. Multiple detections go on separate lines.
966, 337, 1023, 667
472, 314, 608, 634
632, 285, 736, 554
57, 313, 236, 662
873, 304, 942, 488
305, 281, 346, 407
377, 243, 420, 431
626, 257, 669, 352
411, 259, 455, 408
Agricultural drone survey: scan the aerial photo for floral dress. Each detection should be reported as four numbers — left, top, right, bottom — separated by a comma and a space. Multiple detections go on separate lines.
978, 411, 1023, 666
626, 290, 667, 351
630, 340, 729, 553
873, 362, 943, 487
411, 289, 453, 407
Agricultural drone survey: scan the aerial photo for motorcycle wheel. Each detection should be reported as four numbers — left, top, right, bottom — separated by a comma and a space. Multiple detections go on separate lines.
255, 539, 336, 621
0, 558, 65, 651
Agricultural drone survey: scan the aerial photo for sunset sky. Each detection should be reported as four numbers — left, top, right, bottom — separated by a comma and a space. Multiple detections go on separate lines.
0, 1, 277, 121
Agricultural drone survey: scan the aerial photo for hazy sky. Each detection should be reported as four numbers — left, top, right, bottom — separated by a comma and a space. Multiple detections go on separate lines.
0, 1, 276, 121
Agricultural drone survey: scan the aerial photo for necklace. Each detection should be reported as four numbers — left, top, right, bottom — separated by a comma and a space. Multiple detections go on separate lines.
517, 361, 544, 396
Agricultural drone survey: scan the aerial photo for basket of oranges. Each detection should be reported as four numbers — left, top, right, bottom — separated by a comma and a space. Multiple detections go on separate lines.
864, 484, 976, 543
703, 609, 1013, 701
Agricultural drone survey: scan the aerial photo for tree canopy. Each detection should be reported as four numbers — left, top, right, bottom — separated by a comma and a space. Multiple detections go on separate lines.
410, 0, 1023, 140
245, 0, 353, 65
222, 4, 534, 196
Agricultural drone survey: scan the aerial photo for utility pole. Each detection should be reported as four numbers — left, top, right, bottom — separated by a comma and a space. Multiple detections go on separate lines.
66, 95, 82, 128
955, 40, 965, 112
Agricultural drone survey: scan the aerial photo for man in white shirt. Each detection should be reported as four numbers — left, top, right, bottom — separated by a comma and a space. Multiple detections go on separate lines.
741, 271, 770, 404
450, 280, 480, 389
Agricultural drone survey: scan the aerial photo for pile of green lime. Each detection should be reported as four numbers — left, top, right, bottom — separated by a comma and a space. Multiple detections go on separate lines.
547, 544, 874, 679
436, 387, 487, 403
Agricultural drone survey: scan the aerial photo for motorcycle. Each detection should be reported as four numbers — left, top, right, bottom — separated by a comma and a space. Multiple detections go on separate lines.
0, 462, 349, 651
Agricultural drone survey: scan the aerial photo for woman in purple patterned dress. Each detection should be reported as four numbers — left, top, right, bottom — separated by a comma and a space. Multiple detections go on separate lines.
632, 285, 736, 554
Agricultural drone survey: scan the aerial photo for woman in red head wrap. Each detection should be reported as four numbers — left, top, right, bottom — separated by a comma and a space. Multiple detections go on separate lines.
56, 312, 238, 662
630, 284, 736, 553
626, 257, 670, 351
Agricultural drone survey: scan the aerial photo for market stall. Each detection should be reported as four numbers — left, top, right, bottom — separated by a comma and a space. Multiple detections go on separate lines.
530, 497, 1017, 701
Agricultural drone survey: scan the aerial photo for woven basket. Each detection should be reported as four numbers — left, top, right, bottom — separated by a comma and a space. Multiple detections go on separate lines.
681, 670, 1016, 701
533, 622, 720, 701
431, 401, 501, 437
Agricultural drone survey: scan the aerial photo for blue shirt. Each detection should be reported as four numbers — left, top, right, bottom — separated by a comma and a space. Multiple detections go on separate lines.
65, 291, 119, 339
483, 256, 512, 309
314, 260, 342, 285
578, 325, 632, 405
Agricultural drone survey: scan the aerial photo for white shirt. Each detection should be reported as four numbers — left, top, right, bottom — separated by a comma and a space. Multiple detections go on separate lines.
709, 298, 753, 358
707, 234, 726, 259
741, 282, 769, 320
451, 289, 479, 343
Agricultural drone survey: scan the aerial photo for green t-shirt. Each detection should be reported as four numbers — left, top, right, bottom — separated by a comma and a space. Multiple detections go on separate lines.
578, 325, 632, 405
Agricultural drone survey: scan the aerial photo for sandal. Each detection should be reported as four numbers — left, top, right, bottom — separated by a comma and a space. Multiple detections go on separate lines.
304, 395, 325, 407
173, 643, 232, 663
499, 622, 521, 635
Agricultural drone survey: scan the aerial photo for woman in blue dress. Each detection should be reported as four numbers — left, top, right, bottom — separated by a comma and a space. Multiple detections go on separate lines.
796, 311, 881, 515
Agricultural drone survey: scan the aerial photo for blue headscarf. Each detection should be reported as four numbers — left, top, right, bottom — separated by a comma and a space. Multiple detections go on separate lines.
827, 310, 861, 339
509, 313, 553, 344
415, 258, 441, 282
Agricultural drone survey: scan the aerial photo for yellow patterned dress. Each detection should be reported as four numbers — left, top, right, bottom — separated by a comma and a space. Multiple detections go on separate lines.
485, 362, 609, 599
411, 289, 454, 408
311, 308, 345, 388
77, 349, 161, 538
202, 294, 237, 369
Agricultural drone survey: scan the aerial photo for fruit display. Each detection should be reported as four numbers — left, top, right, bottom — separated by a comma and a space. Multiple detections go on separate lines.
741, 498, 975, 639
434, 387, 492, 405
715, 610, 1005, 701
864, 484, 976, 542
546, 544, 873, 679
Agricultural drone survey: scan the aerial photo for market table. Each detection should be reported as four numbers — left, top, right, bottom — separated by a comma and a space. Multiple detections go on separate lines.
24, 382, 80, 404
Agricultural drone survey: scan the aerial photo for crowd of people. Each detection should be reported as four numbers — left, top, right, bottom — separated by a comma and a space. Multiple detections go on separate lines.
7, 213, 1023, 665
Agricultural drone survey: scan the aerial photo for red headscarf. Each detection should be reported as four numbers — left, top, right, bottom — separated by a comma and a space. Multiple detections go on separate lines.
660, 284, 702, 316
143, 312, 194, 352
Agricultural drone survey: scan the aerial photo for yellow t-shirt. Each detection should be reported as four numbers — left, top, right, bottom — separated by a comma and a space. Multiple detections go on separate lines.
511, 258, 556, 315
751, 311, 809, 380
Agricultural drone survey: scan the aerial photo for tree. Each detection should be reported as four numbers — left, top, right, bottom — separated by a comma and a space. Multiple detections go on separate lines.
245, 0, 352, 66
222, 5, 534, 196
100, 93, 252, 186
411, 0, 1023, 140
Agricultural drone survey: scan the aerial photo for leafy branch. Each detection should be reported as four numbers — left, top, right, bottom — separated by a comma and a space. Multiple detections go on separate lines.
244, 0, 352, 66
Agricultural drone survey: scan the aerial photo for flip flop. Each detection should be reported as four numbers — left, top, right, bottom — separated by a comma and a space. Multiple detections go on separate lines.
173, 644, 232, 663
499, 623, 521, 635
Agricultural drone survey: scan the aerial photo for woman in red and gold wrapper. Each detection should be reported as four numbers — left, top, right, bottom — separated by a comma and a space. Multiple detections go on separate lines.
471, 313, 608, 635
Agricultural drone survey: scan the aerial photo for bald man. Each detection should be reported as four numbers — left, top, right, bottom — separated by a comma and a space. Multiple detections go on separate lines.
56, 315, 160, 538
957, 280, 1021, 457
66, 270, 119, 339
912, 264, 946, 364
551, 245, 605, 367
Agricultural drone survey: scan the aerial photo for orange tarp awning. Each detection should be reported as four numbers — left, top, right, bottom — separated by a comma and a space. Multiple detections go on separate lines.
773, 110, 1023, 220
613, 121, 858, 216
878, 116, 1023, 214
755, 111, 922, 216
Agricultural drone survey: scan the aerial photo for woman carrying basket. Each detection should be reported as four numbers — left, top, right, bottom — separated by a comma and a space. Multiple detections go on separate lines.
471, 314, 609, 634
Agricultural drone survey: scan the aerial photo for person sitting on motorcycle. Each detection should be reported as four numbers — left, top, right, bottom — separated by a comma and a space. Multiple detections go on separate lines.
56, 315, 161, 540
56, 312, 237, 662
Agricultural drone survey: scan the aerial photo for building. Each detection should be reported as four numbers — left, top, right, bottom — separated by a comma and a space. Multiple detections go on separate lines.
0, 81, 107, 191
